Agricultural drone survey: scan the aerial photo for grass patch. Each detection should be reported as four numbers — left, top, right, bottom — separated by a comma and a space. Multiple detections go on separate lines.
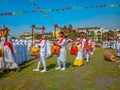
0, 48, 120, 90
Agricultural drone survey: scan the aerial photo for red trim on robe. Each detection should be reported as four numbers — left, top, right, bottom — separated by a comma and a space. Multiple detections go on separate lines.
76, 42, 82, 46
4, 41, 14, 56
39, 38, 45, 43
118, 40, 120, 44
59, 38, 65, 44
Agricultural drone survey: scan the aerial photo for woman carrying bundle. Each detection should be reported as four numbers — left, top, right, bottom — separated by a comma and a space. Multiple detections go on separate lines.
73, 38, 83, 66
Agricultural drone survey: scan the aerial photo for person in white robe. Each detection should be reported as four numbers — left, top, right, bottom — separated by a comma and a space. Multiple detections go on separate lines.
4, 36, 20, 71
15, 39, 22, 65
20, 39, 27, 63
73, 38, 83, 66
116, 38, 120, 57
33, 34, 47, 72
34, 40, 39, 47
112, 40, 116, 49
0, 37, 6, 70
24, 40, 29, 62
28, 40, 34, 60
46, 40, 52, 58
12, 39, 19, 65
105, 40, 108, 48
82, 38, 86, 55
102, 40, 106, 49
55, 32, 67, 71
83, 38, 90, 63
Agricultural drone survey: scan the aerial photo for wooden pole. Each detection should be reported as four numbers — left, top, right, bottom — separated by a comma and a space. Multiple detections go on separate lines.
54, 24, 58, 38
31, 25, 35, 46
64, 26, 67, 36
54, 27, 56, 38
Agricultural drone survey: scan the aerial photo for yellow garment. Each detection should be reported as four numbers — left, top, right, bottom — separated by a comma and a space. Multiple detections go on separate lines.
73, 59, 83, 66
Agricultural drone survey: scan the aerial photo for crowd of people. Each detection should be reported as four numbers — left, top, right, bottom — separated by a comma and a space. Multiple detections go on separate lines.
0, 31, 120, 72
102, 39, 120, 57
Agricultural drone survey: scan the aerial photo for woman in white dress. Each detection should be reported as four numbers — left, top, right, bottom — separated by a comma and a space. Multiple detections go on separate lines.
4, 36, 20, 71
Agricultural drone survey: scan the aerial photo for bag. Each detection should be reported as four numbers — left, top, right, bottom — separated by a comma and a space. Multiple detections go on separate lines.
51, 45, 60, 55
70, 46, 78, 55
0, 48, 4, 57
29, 47, 40, 56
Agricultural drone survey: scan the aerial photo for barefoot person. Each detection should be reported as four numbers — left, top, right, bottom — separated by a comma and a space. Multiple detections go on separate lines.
54, 32, 67, 71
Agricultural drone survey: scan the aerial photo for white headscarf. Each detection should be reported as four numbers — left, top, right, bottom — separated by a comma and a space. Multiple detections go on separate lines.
12, 39, 15, 42
19, 39, 24, 44
7, 36, 12, 42
24, 40, 28, 45
15, 39, 18, 43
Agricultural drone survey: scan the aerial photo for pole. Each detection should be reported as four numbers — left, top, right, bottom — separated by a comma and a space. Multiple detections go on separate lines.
31, 25, 35, 46
54, 24, 58, 38
64, 26, 67, 36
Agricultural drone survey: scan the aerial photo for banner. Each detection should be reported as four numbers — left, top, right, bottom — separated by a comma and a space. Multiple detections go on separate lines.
0, 4, 120, 17
29, 0, 55, 25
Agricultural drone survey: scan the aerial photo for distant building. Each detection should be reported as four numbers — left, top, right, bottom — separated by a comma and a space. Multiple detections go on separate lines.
52, 30, 61, 38
101, 29, 120, 40
72, 27, 103, 40
52, 26, 104, 39
21, 32, 32, 39
44, 32, 52, 37
117, 32, 120, 39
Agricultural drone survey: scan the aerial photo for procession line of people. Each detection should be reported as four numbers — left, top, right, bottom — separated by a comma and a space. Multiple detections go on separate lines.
0, 31, 119, 73
33, 31, 96, 72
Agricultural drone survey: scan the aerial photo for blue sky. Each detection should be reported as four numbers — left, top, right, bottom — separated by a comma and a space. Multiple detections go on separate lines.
0, 0, 120, 36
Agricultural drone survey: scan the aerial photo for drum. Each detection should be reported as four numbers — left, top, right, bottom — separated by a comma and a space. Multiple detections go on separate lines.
0, 48, 4, 57
104, 51, 116, 62
51, 45, 60, 55
29, 47, 40, 56
70, 46, 78, 55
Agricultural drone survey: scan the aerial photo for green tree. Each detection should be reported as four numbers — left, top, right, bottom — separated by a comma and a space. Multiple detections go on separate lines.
45, 35, 51, 39
34, 33, 38, 40
90, 31, 95, 38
